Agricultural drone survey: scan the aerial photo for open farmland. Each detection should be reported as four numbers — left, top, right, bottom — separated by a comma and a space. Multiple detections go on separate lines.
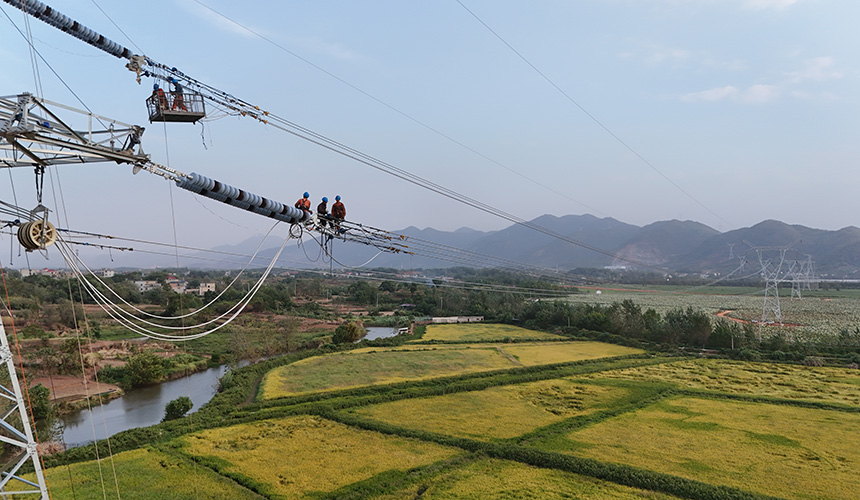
354, 379, 631, 440
178, 415, 457, 498
419, 323, 566, 342
560, 396, 860, 500
589, 358, 860, 406
371, 458, 682, 500
39, 323, 860, 499
260, 341, 642, 399
35, 447, 265, 499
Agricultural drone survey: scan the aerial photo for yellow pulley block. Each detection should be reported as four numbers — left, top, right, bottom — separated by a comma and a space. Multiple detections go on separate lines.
18, 220, 57, 251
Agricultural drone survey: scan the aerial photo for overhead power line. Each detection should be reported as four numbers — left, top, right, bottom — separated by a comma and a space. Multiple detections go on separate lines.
3, 0, 658, 271
455, 0, 732, 229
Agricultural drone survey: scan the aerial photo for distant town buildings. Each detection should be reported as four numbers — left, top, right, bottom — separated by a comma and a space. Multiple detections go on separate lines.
19, 268, 69, 278
133, 278, 216, 296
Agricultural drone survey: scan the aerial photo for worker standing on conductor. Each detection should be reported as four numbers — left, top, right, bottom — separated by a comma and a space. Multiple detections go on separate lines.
295, 192, 312, 213
317, 196, 329, 228
331, 195, 346, 231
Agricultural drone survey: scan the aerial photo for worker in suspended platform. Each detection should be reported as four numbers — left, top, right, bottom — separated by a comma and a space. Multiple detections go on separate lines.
170, 78, 187, 111
152, 83, 168, 111
331, 195, 346, 232
317, 196, 330, 228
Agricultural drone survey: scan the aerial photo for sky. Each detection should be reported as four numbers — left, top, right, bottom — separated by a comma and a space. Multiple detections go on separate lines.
0, 0, 858, 269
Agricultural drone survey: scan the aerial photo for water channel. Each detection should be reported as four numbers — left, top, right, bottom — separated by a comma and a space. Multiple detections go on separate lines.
59, 327, 401, 447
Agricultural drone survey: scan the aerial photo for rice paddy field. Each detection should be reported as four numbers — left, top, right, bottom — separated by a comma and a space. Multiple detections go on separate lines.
33, 447, 265, 499
260, 341, 642, 399
419, 323, 566, 342
588, 358, 860, 406
370, 458, 682, 500
40, 323, 860, 499
178, 415, 457, 498
559, 396, 860, 500
354, 379, 630, 440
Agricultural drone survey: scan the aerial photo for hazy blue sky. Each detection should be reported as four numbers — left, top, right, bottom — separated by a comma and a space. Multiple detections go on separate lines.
1, 0, 858, 267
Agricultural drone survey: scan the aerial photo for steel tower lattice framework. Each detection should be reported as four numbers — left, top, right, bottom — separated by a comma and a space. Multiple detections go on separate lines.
0, 92, 151, 499
749, 242, 800, 331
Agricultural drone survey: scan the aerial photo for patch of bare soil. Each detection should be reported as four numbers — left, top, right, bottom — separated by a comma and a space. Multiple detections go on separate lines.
30, 375, 120, 402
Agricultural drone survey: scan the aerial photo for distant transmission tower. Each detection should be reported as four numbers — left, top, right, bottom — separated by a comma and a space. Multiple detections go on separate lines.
746, 241, 801, 328
790, 255, 815, 300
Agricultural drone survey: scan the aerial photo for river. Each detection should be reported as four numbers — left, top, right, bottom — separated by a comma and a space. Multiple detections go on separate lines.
60, 365, 228, 447
59, 327, 402, 447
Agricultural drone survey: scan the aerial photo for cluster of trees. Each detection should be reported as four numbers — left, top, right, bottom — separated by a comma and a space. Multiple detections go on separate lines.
517, 299, 730, 347
98, 350, 207, 389
516, 299, 860, 364
333, 320, 366, 344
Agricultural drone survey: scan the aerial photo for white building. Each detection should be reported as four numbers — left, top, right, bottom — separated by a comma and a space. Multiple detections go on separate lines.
133, 280, 160, 293
186, 282, 216, 296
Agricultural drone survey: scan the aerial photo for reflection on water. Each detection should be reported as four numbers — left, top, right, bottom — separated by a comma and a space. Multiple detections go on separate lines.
363, 327, 399, 341
59, 365, 228, 447
54, 328, 403, 447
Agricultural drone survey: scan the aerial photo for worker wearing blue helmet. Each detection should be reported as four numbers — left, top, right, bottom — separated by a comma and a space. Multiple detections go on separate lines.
317, 196, 330, 228
331, 195, 346, 231
170, 78, 187, 111
151, 83, 168, 110
295, 192, 311, 214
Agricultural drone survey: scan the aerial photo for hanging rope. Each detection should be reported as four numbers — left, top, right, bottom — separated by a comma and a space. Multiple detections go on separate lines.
56, 230, 294, 341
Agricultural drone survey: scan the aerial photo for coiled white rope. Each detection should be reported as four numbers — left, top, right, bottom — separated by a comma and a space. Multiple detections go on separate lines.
55, 227, 293, 341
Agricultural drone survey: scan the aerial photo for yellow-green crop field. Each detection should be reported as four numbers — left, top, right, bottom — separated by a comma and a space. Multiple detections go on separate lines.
178, 415, 457, 498
355, 379, 628, 440
369, 458, 682, 499
41, 323, 860, 499
261, 341, 641, 399
590, 358, 860, 406
419, 323, 566, 342
501, 341, 641, 365
34, 447, 264, 499
562, 396, 860, 500
260, 346, 513, 398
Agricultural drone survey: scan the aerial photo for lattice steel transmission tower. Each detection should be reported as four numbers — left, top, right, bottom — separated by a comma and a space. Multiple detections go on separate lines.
790, 255, 815, 299
1, 92, 147, 499
747, 241, 800, 328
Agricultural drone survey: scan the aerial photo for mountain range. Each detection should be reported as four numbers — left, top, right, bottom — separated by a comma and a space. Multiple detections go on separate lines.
196, 215, 860, 278
59, 215, 860, 278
